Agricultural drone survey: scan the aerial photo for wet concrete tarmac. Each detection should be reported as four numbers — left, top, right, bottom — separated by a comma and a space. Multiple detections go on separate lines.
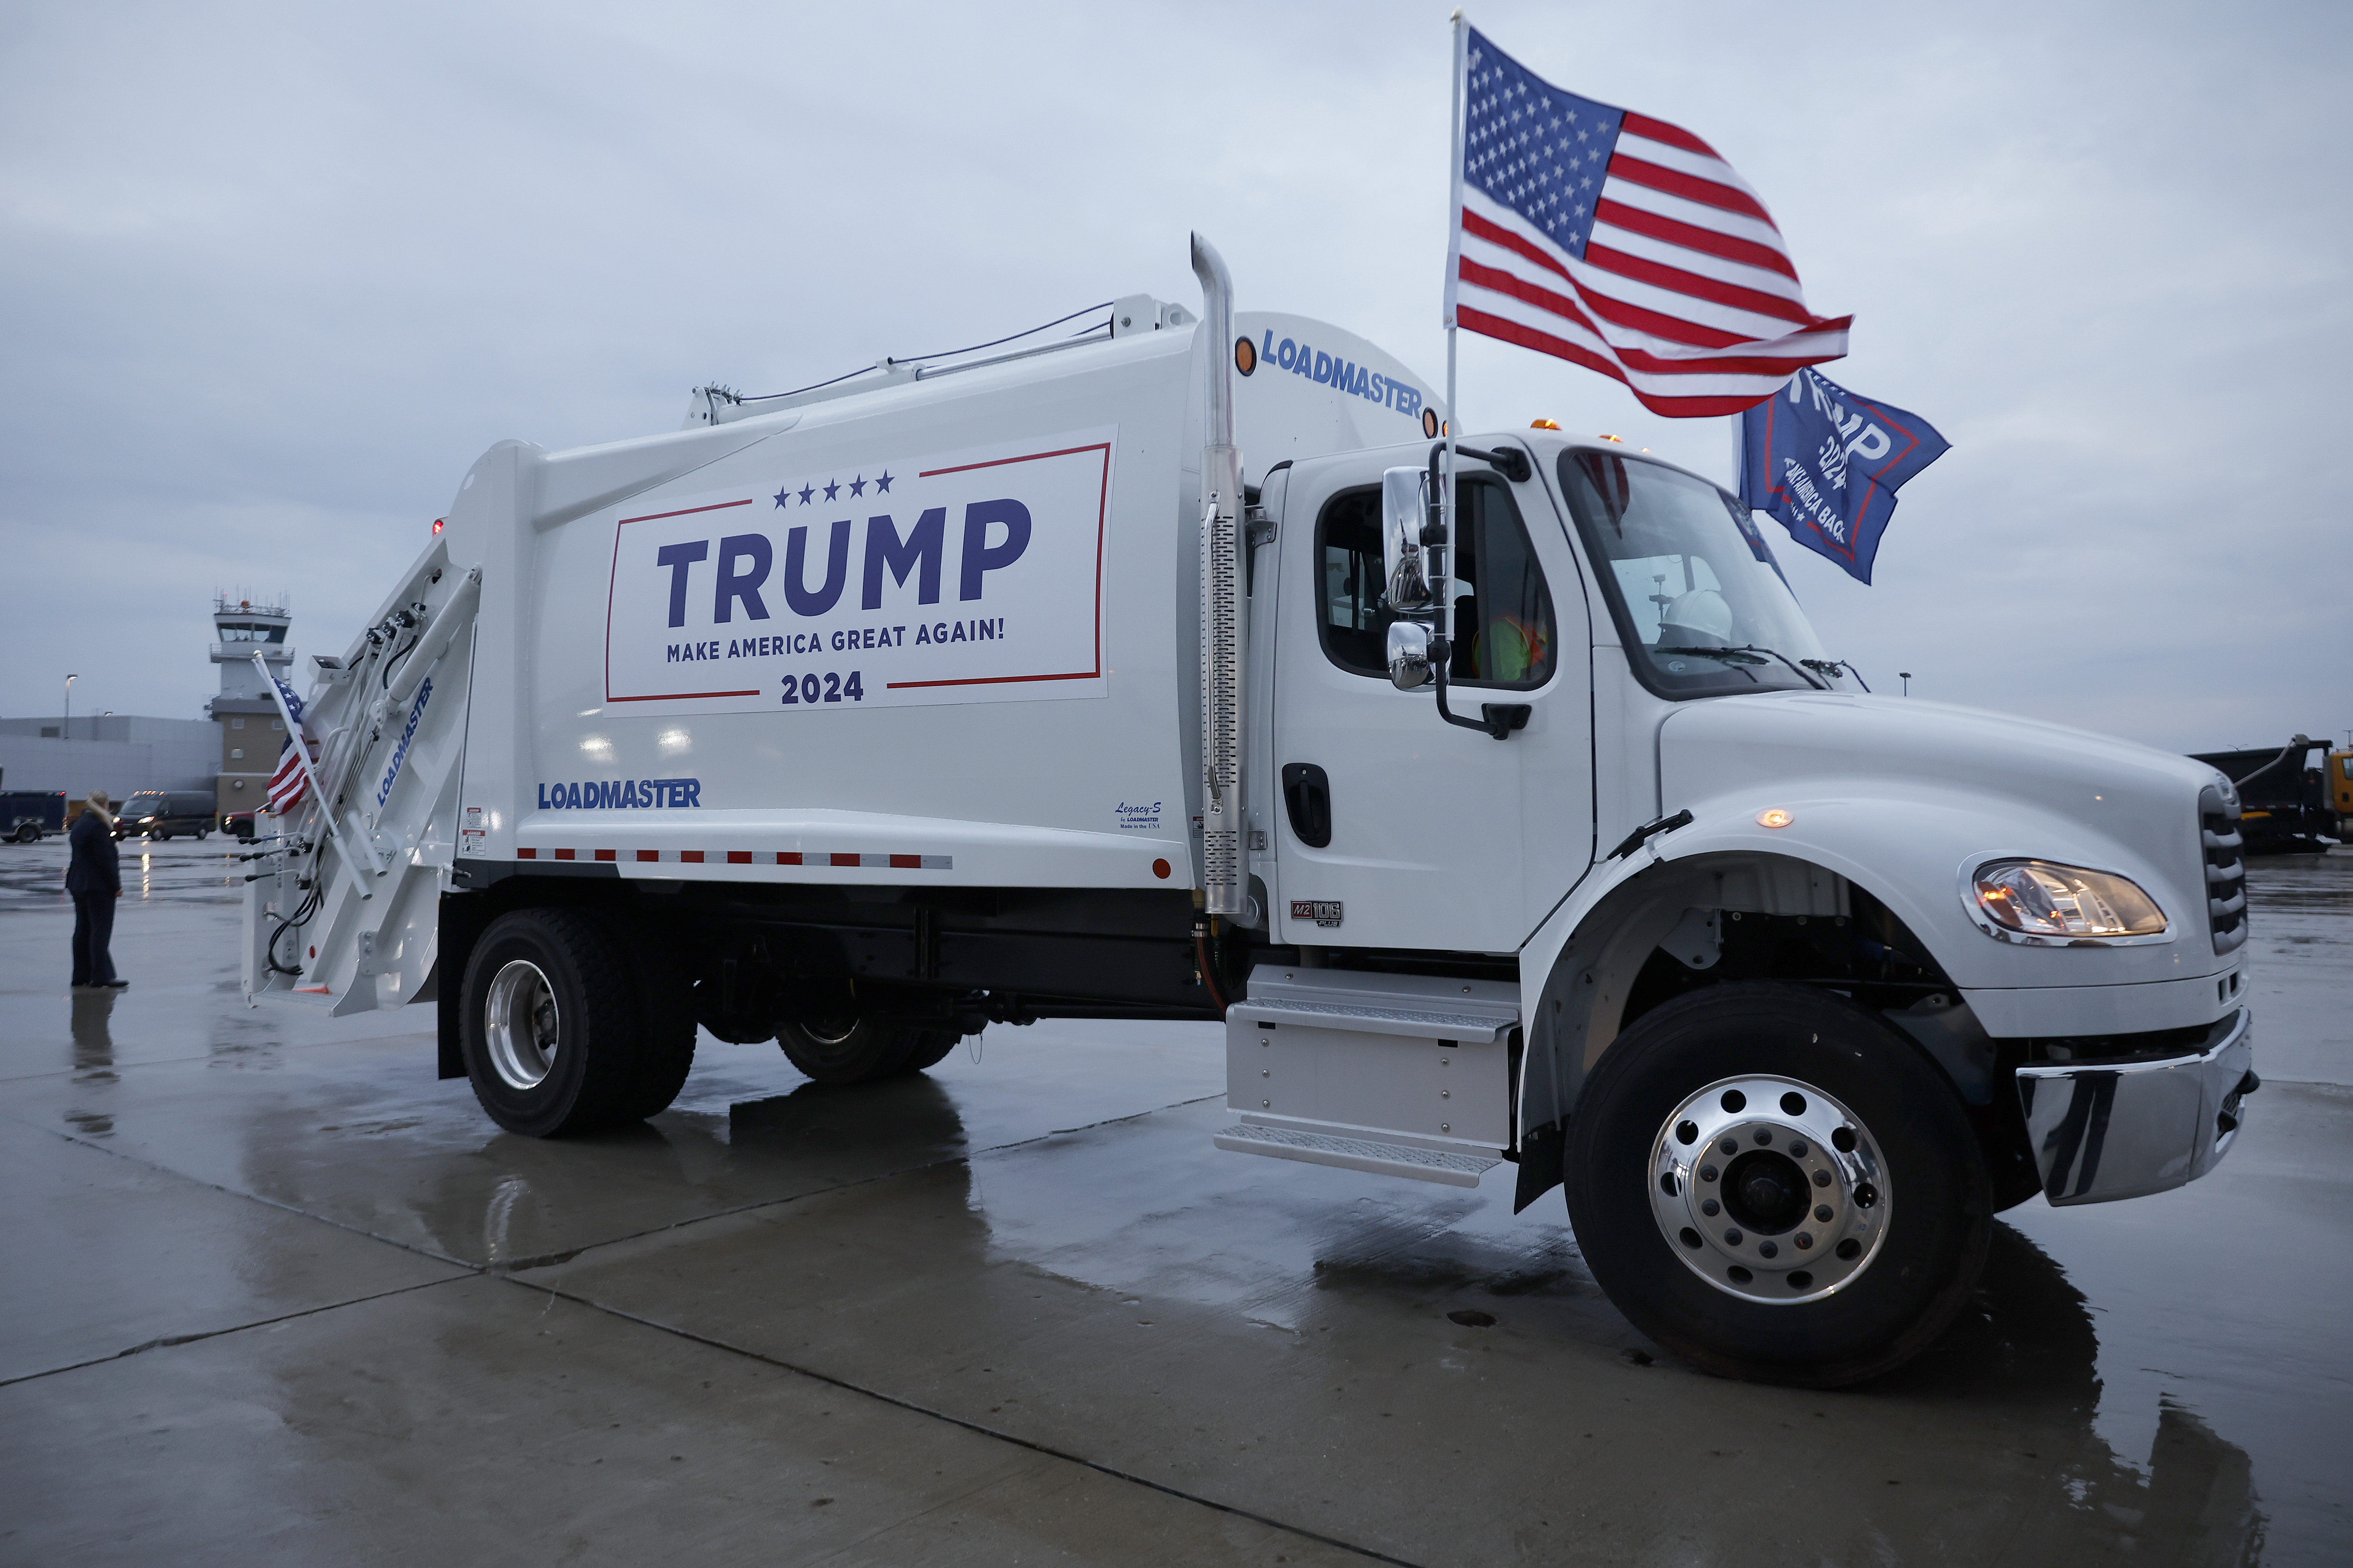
2, 835, 2346, 1565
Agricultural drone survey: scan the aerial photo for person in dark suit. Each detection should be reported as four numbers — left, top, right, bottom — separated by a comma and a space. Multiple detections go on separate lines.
67, 789, 126, 990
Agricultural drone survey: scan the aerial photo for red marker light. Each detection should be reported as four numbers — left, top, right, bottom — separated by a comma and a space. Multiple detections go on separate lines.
431, 517, 445, 534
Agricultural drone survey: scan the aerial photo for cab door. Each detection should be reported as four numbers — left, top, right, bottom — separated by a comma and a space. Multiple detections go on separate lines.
1269, 453, 1593, 954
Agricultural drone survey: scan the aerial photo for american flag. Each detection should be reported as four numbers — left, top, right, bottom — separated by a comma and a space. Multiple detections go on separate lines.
262, 676, 313, 817
265, 739, 309, 816
1450, 29, 1850, 418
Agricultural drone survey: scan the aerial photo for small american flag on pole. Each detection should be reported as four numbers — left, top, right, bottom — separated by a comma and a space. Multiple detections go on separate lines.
265, 738, 308, 815
1447, 26, 1850, 417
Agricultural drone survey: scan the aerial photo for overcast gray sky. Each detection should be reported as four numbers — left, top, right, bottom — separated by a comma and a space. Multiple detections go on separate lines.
4, 0, 2347, 754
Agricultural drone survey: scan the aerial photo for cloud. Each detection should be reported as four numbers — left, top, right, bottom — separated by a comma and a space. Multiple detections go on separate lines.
2, 0, 2346, 754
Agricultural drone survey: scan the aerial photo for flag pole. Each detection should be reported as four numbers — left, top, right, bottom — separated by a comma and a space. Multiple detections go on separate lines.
253, 651, 376, 901
1441, 8, 1467, 653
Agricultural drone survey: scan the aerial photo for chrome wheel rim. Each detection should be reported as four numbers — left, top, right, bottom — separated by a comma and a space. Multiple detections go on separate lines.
484, 960, 560, 1091
1650, 1074, 1890, 1305
799, 1013, 859, 1047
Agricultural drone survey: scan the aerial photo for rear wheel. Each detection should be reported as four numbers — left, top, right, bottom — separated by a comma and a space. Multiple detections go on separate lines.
460, 909, 645, 1137
776, 1000, 958, 1084
900, 1030, 961, 1073
611, 919, 696, 1121
1564, 982, 1990, 1388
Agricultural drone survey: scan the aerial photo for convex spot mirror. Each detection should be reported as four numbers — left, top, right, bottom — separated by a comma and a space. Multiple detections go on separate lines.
1387, 621, 1432, 690
1381, 466, 1435, 616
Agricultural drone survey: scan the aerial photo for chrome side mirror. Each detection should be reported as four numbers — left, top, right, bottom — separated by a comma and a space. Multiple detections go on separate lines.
1386, 621, 1432, 690
1381, 466, 1434, 615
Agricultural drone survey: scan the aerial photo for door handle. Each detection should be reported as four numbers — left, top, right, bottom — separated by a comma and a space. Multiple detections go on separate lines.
1281, 763, 1331, 849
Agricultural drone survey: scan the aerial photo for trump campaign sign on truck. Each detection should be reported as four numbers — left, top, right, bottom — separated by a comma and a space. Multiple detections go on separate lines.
604, 428, 1114, 712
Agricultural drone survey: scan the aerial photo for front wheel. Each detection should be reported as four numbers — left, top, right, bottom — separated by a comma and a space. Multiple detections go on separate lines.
1564, 982, 1990, 1388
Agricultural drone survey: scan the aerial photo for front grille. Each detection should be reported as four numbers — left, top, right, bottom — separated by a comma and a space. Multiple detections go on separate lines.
2199, 783, 2247, 954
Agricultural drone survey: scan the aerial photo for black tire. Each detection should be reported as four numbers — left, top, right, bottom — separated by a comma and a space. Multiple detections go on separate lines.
776, 1012, 945, 1084
611, 918, 696, 1121
1564, 982, 1991, 1388
459, 909, 645, 1137
900, 1029, 961, 1073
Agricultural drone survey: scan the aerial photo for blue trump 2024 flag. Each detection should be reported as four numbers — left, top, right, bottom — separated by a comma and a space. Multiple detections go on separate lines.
1739, 368, 1948, 584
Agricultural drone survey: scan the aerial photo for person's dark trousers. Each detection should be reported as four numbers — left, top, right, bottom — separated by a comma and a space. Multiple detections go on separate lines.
70, 891, 117, 987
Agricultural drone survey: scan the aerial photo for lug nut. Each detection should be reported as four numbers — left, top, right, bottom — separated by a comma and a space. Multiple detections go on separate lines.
1724, 1228, 1744, 1245
1814, 1204, 1834, 1223
1753, 1129, 1773, 1145
1699, 1164, 1718, 1183
1794, 1232, 1813, 1250
1757, 1240, 1778, 1259
1787, 1140, 1808, 1158
1701, 1199, 1720, 1217
1812, 1170, 1832, 1188
1719, 1138, 1738, 1158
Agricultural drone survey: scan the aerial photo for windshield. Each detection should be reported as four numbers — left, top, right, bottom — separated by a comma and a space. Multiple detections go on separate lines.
123, 793, 166, 814
1557, 449, 1828, 697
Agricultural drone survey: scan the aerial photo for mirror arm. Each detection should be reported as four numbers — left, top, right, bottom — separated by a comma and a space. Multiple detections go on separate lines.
1428, 640, 1528, 740
1417, 438, 1530, 740
1426, 439, 1531, 485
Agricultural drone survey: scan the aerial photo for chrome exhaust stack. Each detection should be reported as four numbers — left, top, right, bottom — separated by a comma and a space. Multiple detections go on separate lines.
1191, 232, 1254, 925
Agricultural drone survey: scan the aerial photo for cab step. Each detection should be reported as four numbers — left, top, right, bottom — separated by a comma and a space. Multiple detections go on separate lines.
1214, 1121, 1503, 1188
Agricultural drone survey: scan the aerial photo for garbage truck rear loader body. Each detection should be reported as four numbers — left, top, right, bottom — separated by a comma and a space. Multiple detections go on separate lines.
246, 242, 2256, 1385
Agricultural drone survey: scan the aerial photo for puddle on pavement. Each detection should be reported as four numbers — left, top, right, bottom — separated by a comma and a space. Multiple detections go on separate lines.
0, 835, 243, 911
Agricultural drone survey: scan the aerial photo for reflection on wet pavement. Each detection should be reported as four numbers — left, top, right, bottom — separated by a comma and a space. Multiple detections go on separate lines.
0, 837, 2344, 1563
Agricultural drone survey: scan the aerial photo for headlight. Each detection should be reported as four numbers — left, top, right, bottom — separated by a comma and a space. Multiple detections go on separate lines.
1969, 860, 2167, 940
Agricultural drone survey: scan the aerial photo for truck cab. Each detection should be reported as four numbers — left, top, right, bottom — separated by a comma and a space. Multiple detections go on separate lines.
243, 239, 2256, 1386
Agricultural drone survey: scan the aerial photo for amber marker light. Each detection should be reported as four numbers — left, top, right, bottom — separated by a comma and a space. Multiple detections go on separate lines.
1530, 418, 1561, 430
1233, 336, 1257, 375
1598, 433, 1625, 444
1757, 808, 1794, 829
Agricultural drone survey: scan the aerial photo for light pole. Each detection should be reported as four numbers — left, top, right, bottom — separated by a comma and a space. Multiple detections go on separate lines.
1899, 671, 1913, 697
63, 674, 77, 739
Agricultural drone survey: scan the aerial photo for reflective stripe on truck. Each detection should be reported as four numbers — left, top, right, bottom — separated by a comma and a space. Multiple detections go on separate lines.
515, 846, 951, 868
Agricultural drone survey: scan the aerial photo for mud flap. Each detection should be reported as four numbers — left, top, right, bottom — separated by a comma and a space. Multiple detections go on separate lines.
1513, 1119, 1565, 1213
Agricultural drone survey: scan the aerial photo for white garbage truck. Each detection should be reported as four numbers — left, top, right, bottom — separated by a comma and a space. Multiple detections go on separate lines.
244, 236, 2257, 1386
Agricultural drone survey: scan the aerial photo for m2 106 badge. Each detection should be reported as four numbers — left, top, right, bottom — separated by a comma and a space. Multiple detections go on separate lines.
1292, 900, 1343, 928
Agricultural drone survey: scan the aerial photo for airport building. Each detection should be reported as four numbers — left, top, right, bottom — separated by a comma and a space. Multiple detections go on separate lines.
0, 593, 298, 813
206, 594, 296, 819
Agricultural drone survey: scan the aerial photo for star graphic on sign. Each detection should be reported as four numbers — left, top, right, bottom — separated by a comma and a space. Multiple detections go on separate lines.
849, 474, 866, 497
797, 483, 815, 505
823, 478, 841, 501
773, 485, 791, 508
875, 471, 893, 493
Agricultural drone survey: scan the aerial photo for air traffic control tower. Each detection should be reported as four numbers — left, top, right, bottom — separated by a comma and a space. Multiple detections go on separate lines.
207, 594, 294, 821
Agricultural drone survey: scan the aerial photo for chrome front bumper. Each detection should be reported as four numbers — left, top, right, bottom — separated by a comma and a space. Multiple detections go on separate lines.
2015, 1007, 2256, 1206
